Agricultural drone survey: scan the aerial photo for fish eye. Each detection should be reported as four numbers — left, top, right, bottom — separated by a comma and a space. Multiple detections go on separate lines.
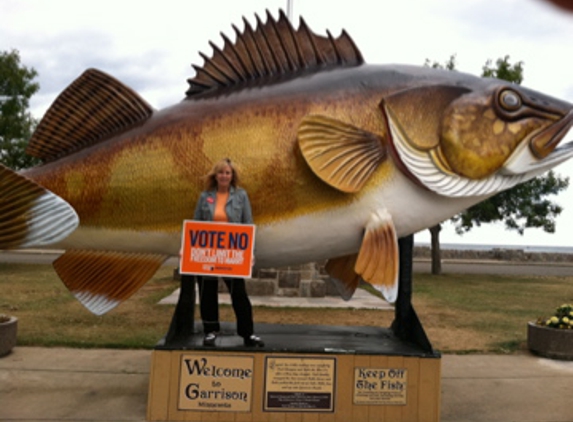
499, 89, 522, 111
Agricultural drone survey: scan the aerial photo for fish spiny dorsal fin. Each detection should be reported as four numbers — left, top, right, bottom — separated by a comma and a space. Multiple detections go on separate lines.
186, 9, 364, 97
27, 69, 153, 162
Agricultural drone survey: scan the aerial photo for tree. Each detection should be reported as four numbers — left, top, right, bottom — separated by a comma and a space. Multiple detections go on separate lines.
424, 55, 569, 274
452, 170, 568, 234
0, 49, 40, 170
481, 55, 523, 83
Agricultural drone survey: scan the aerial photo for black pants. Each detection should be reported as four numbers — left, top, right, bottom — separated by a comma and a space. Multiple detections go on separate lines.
198, 276, 254, 338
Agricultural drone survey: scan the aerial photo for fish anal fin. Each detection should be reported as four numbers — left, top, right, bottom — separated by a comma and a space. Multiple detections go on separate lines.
382, 85, 470, 151
355, 209, 399, 303
186, 10, 363, 97
298, 115, 387, 193
325, 254, 361, 300
27, 69, 153, 162
0, 164, 78, 249
53, 250, 168, 315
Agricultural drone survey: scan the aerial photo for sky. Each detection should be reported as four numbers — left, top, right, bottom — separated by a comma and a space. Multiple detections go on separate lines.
2, 0, 573, 249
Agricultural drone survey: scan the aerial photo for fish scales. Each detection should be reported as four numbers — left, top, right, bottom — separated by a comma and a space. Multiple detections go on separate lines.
24, 67, 397, 231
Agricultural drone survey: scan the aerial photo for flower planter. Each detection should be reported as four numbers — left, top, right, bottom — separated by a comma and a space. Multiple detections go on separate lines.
527, 321, 573, 361
0, 316, 18, 357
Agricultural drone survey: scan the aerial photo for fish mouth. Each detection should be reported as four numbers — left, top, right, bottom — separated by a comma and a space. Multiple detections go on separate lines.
531, 109, 573, 158
502, 111, 573, 177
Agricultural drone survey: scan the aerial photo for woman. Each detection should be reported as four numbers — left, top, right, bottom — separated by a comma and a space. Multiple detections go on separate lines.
193, 158, 264, 347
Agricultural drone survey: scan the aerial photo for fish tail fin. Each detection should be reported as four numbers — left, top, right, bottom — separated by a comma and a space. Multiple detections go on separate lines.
53, 250, 169, 315
0, 163, 78, 249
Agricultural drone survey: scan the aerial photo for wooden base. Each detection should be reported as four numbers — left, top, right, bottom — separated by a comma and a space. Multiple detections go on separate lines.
147, 324, 441, 422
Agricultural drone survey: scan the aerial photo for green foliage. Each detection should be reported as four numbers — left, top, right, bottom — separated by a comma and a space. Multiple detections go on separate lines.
481, 55, 523, 84
540, 303, 573, 329
0, 49, 41, 170
452, 170, 569, 234
424, 54, 457, 71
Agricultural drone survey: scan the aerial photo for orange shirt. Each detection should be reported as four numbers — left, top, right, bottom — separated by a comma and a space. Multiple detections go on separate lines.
214, 192, 229, 222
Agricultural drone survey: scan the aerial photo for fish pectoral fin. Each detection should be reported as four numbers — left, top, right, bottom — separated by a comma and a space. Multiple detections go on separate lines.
27, 69, 153, 161
382, 85, 470, 151
355, 209, 399, 303
325, 254, 362, 300
298, 115, 387, 193
53, 250, 168, 315
0, 164, 78, 249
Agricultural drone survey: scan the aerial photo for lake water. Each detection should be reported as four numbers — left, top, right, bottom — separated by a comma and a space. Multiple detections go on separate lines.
415, 242, 573, 254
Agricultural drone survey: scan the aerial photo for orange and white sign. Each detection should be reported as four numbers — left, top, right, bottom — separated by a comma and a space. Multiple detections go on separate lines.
179, 220, 256, 278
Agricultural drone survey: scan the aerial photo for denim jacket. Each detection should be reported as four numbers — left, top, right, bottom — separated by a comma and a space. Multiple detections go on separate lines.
193, 186, 253, 224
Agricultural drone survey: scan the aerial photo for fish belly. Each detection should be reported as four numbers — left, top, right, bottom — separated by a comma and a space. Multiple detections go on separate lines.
252, 171, 486, 268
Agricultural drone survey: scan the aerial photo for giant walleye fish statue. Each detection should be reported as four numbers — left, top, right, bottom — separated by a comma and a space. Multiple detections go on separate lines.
1, 11, 572, 315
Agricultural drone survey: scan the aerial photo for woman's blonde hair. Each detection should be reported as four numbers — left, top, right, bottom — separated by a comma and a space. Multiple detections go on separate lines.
204, 158, 241, 191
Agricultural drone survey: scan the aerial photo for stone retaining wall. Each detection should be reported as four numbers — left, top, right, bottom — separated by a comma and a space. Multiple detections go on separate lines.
247, 262, 337, 298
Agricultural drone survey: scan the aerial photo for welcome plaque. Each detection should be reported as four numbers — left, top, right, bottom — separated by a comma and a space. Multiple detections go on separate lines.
178, 354, 254, 412
264, 356, 336, 412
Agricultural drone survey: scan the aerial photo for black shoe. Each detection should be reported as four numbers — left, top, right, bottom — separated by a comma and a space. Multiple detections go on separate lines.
244, 334, 264, 347
203, 332, 217, 346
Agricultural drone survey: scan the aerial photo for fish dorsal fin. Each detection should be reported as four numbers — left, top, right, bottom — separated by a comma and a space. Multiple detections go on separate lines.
27, 69, 153, 161
186, 10, 364, 97
298, 115, 387, 193
53, 250, 168, 315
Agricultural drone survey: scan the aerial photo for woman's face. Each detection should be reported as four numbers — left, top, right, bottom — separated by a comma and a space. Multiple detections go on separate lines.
216, 164, 233, 190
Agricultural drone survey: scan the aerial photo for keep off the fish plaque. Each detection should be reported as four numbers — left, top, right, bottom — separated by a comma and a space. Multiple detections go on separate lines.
264, 357, 336, 412
353, 367, 408, 405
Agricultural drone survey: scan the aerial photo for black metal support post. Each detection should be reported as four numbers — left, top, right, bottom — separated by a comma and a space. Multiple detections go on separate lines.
164, 274, 197, 347
391, 235, 434, 354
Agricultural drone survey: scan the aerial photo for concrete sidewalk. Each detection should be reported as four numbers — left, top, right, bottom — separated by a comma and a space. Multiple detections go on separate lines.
1, 347, 572, 422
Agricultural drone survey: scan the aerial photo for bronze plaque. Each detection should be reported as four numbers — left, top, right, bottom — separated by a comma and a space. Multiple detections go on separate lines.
264, 356, 336, 412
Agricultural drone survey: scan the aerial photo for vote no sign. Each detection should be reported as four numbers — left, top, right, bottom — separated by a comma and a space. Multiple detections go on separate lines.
179, 220, 256, 278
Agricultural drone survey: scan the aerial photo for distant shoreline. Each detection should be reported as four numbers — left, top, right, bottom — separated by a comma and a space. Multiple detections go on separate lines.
415, 242, 573, 254
414, 243, 573, 263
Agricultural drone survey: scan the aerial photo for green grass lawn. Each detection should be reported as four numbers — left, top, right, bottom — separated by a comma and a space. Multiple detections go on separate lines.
1, 263, 179, 349
1, 262, 571, 353
412, 273, 573, 352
